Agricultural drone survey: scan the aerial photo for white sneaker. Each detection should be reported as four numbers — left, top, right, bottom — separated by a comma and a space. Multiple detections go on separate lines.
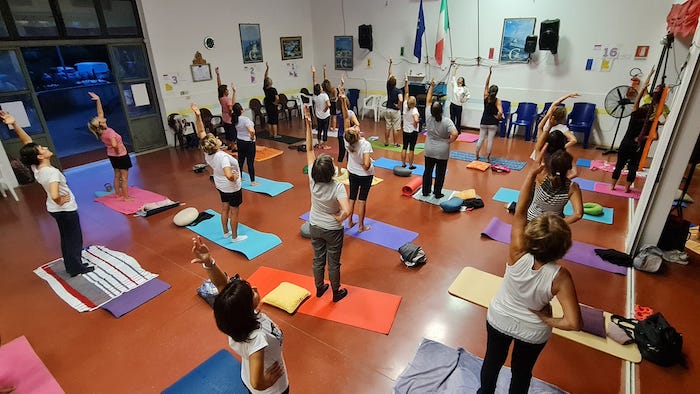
223, 231, 232, 238
232, 235, 248, 243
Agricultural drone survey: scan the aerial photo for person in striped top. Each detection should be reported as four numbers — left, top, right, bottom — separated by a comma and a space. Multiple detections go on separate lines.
526, 148, 583, 225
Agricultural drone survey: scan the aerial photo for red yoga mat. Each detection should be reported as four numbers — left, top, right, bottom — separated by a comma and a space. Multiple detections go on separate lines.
402, 177, 423, 197
247, 266, 402, 334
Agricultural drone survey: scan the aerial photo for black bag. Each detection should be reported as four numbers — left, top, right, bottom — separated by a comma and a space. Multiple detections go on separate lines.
611, 313, 684, 366
398, 242, 426, 267
658, 214, 690, 251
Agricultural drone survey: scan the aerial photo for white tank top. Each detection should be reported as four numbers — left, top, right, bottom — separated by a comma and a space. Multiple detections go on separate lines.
487, 253, 561, 344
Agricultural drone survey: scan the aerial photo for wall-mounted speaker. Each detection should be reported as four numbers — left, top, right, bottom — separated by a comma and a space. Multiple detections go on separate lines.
524, 35, 538, 53
539, 19, 560, 54
358, 24, 373, 51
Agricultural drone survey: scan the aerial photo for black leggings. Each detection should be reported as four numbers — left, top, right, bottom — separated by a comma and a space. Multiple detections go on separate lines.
422, 156, 448, 197
402, 131, 418, 151
338, 134, 347, 162
237, 140, 256, 181
450, 103, 463, 132
612, 139, 642, 183
478, 322, 547, 394
348, 172, 373, 201
317, 117, 330, 142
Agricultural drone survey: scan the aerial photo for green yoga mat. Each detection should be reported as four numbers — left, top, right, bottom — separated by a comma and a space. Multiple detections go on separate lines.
369, 139, 424, 154
256, 132, 304, 144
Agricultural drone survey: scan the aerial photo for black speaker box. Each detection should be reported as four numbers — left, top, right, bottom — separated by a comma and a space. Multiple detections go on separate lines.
359, 24, 373, 51
539, 19, 560, 54
524, 35, 538, 53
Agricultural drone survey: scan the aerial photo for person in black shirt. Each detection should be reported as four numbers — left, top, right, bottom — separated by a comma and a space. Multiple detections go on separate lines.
263, 62, 281, 139
384, 58, 403, 147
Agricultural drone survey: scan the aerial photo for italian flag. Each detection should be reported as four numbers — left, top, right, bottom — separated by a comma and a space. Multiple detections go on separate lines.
435, 0, 449, 65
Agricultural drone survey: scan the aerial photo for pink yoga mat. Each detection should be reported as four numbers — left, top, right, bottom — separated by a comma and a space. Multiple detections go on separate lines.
593, 183, 641, 200
94, 186, 168, 214
457, 133, 479, 142
590, 160, 647, 178
0, 336, 64, 393
402, 177, 423, 197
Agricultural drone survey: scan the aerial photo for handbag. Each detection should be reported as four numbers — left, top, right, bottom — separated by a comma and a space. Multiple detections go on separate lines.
611, 313, 684, 366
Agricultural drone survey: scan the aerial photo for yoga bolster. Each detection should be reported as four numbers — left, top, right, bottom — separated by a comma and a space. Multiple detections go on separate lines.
173, 207, 199, 226
393, 165, 412, 177
402, 177, 423, 197
300, 221, 311, 238
440, 197, 464, 213
583, 202, 604, 216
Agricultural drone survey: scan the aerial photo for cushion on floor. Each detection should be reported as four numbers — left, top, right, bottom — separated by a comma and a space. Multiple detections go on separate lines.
173, 207, 199, 226
300, 221, 311, 238
440, 197, 464, 213
393, 165, 412, 177
262, 282, 311, 313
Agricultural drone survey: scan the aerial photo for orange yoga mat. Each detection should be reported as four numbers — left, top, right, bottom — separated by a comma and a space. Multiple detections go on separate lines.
402, 177, 423, 197
247, 266, 402, 334
255, 146, 284, 162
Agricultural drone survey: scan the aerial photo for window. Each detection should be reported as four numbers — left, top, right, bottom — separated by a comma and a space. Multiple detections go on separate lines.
0, 9, 9, 37
0, 51, 27, 93
57, 0, 101, 36
0, 94, 43, 140
22, 45, 113, 92
101, 0, 139, 36
8, 0, 58, 37
111, 45, 148, 80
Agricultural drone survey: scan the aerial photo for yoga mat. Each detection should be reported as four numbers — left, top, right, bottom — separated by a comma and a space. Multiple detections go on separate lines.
572, 177, 596, 191
162, 350, 247, 394
0, 336, 65, 394
394, 338, 564, 394
412, 189, 457, 205
448, 267, 641, 362
369, 139, 424, 154
34, 245, 160, 312
449, 150, 527, 171
255, 145, 284, 162
594, 183, 641, 199
492, 187, 614, 225
456, 133, 479, 143
100, 278, 171, 318
402, 177, 423, 197
248, 266, 401, 334
590, 160, 647, 178
333, 168, 383, 186
576, 158, 592, 167
299, 212, 418, 250
256, 132, 305, 144
186, 209, 281, 260
95, 190, 113, 198
480, 217, 627, 275
94, 186, 168, 215
241, 173, 293, 196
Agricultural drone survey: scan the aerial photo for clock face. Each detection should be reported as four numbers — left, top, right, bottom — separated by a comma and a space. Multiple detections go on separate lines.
204, 37, 215, 49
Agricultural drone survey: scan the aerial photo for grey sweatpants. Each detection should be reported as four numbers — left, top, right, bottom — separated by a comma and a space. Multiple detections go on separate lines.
309, 224, 344, 292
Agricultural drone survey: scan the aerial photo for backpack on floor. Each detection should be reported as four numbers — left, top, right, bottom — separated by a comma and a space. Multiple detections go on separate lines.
398, 243, 426, 267
611, 312, 684, 366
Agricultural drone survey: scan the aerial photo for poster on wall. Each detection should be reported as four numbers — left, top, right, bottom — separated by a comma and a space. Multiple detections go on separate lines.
240, 24, 263, 64
335, 36, 353, 71
499, 18, 536, 64
280, 36, 303, 60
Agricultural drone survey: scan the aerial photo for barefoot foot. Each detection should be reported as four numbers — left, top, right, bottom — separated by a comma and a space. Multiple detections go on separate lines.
358, 225, 371, 232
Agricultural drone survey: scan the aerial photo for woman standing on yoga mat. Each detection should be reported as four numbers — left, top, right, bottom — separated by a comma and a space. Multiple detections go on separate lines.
479, 145, 581, 394
475, 67, 503, 163
340, 86, 374, 232
402, 75, 420, 170
1, 111, 94, 277
192, 104, 247, 243
527, 149, 583, 225
263, 62, 281, 139
311, 65, 331, 150
336, 74, 360, 165
422, 79, 458, 199
87, 92, 132, 200
304, 105, 351, 302
191, 236, 289, 394
231, 87, 259, 187
215, 66, 237, 151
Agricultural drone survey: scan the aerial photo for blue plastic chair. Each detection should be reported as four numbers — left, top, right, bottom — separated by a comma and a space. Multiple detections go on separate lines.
499, 100, 511, 137
508, 102, 538, 140
347, 88, 360, 113
567, 102, 596, 148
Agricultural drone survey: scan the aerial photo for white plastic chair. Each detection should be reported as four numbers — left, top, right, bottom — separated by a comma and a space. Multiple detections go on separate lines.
361, 95, 379, 121
376, 96, 388, 123
0, 175, 19, 201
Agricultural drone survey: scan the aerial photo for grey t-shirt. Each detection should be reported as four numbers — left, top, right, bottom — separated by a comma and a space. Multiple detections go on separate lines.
308, 171, 347, 230
424, 107, 457, 160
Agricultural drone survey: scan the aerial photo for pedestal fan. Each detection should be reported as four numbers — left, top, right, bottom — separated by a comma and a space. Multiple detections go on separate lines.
598, 85, 637, 155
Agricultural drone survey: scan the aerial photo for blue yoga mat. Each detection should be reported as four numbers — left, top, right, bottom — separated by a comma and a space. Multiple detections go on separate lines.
95, 190, 114, 198
449, 150, 527, 171
576, 158, 592, 167
241, 173, 293, 196
163, 349, 248, 394
492, 187, 614, 224
187, 209, 282, 260
372, 157, 445, 177
573, 177, 596, 191
300, 212, 418, 250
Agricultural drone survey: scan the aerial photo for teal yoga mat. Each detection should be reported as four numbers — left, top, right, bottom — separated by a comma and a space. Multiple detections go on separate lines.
372, 157, 445, 177
163, 350, 248, 394
241, 173, 293, 196
187, 209, 282, 260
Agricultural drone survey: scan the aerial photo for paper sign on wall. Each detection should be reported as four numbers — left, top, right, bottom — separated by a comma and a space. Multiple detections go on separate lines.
131, 83, 150, 107
0, 101, 30, 127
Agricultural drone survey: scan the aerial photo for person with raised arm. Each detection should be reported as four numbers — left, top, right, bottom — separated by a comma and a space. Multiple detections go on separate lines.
335, 74, 360, 166
230, 84, 259, 187
263, 62, 281, 139
422, 79, 458, 199
1, 111, 94, 277
401, 74, 420, 169
384, 57, 403, 147
191, 236, 289, 393
323, 65, 339, 133
475, 66, 503, 163
479, 144, 582, 394
303, 106, 351, 302
311, 65, 331, 149
216, 66, 237, 151
449, 61, 471, 132
191, 103, 247, 243
87, 92, 132, 200
534, 92, 580, 156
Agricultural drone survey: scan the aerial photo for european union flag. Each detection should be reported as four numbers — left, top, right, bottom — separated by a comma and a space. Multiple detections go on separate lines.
414, 0, 425, 61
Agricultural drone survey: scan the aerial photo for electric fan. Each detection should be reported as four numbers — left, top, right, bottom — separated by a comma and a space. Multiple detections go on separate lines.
598, 85, 638, 155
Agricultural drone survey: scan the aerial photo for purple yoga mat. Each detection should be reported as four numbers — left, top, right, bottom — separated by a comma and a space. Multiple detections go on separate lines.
101, 278, 171, 317
300, 212, 418, 250
480, 217, 628, 275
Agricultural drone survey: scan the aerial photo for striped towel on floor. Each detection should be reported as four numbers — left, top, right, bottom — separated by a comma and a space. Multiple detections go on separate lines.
34, 245, 158, 312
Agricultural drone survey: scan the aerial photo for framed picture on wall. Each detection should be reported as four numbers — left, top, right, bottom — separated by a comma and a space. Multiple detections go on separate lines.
280, 36, 303, 60
334, 36, 353, 71
499, 18, 536, 64
239, 23, 263, 64
190, 64, 212, 82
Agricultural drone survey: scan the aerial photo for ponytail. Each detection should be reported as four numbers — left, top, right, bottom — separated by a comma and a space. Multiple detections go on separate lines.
548, 150, 573, 189
231, 103, 243, 126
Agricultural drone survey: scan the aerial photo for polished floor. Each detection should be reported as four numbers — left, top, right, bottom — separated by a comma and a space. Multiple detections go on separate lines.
1, 115, 697, 393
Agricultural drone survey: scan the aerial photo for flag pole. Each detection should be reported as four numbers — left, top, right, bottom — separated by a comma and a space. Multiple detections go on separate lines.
447, 0, 453, 64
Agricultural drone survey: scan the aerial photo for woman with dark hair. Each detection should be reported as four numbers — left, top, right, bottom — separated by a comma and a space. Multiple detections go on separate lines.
191, 236, 289, 393
231, 89, 259, 186
527, 149, 583, 225
534, 92, 579, 157
449, 62, 470, 132
336, 74, 360, 165
311, 65, 331, 149
1, 111, 94, 277
304, 106, 351, 302
263, 62, 281, 139
475, 67, 503, 162
422, 79, 458, 199
384, 58, 403, 147
323, 65, 339, 133
215, 66, 237, 151
87, 92, 132, 200
479, 146, 582, 394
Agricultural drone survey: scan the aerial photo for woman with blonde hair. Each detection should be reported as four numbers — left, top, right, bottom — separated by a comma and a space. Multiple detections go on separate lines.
88, 92, 132, 200
402, 75, 420, 169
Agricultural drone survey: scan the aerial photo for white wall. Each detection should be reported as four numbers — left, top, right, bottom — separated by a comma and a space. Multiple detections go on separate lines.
307, 0, 687, 148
